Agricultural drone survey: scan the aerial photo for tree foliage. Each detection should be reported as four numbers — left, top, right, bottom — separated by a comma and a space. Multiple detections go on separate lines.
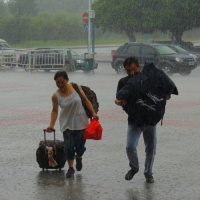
36, 0, 89, 14
0, 13, 87, 43
0, 0, 9, 15
92, 0, 200, 43
158, 0, 200, 43
92, 0, 163, 42
7, 0, 38, 16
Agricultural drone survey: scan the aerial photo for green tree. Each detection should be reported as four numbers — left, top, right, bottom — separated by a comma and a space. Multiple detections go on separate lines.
36, 0, 88, 14
0, 16, 32, 43
0, 0, 8, 15
92, 0, 163, 42
7, 0, 38, 16
158, 0, 200, 44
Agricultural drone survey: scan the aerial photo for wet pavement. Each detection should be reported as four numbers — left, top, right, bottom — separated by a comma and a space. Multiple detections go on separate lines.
0, 62, 200, 200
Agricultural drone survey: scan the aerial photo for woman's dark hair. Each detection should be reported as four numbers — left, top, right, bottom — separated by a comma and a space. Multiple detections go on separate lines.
54, 71, 69, 81
123, 56, 139, 68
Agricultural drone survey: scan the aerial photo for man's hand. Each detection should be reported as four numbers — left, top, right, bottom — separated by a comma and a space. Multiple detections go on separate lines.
165, 94, 171, 100
115, 99, 127, 106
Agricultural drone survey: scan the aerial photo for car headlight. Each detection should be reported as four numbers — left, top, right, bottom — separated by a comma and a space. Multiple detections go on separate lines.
190, 54, 198, 61
175, 57, 183, 62
76, 59, 84, 64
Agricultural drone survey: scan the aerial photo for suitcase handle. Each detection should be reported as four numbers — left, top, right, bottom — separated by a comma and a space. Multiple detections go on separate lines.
43, 129, 56, 142
43, 129, 57, 155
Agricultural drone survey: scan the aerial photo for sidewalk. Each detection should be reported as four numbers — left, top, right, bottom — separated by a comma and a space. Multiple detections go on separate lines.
0, 66, 200, 200
94, 52, 112, 62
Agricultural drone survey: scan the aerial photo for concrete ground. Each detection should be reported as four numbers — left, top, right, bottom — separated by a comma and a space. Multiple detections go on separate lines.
0, 62, 200, 200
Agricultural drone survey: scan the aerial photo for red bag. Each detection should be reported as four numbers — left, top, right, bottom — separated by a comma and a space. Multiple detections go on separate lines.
84, 119, 103, 140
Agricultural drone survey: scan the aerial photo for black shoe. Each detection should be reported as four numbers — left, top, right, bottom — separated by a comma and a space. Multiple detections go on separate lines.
125, 169, 137, 181
145, 175, 154, 183
76, 155, 82, 171
66, 167, 75, 178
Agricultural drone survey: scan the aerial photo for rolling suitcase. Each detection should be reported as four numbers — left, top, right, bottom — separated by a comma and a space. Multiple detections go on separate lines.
36, 129, 66, 170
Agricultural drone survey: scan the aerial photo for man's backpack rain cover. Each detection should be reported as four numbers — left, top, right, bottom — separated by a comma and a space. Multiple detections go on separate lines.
116, 62, 178, 126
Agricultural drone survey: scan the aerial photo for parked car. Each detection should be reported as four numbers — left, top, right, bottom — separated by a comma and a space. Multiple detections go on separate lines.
0, 39, 16, 67
111, 42, 197, 76
164, 44, 200, 66
18, 47, 98, 71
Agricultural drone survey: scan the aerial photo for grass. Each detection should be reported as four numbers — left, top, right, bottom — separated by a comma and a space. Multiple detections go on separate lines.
10, 38, 130, 48
10, 35, 200, 49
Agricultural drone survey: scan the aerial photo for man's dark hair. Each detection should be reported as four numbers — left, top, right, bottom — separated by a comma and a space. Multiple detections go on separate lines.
123, 56, 139, 68
54, 70, 69, 81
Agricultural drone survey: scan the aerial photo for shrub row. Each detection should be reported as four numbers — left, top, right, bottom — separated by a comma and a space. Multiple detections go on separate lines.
0, 13, 91, 43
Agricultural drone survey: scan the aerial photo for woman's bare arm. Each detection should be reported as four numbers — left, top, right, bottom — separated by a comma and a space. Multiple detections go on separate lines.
46, 93, 59, 132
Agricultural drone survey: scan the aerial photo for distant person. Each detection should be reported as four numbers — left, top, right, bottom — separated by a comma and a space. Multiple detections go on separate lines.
115, 57, 177, 183
171, 36, 175, 44
46, 70, 99, 178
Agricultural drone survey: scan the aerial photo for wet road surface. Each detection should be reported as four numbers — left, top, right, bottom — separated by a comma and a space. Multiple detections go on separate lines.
0, 63, 200, 200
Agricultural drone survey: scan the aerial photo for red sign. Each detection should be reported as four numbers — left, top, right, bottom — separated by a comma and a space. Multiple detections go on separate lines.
82, 12, 89, 24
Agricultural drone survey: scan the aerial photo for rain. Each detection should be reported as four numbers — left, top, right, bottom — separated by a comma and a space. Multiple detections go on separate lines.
0, 0, 200, 199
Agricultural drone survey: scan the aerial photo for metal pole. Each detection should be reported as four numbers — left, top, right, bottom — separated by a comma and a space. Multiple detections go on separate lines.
0, 50, 2, 70
92, 22, 95, 53
91, 0, 94, 53
88, 0, 91, 53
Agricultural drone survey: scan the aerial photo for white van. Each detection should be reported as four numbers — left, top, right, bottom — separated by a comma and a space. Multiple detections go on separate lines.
0, 39, 17, 67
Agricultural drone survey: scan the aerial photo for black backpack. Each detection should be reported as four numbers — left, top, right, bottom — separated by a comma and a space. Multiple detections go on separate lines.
71, 83, 99, 119
116, 62, 178, 126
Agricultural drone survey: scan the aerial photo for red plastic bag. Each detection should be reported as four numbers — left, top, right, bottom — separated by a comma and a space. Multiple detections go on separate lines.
84, 119, 103, 140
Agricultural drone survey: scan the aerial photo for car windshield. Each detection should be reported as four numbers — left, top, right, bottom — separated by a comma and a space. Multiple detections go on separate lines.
0, 43, 10, 48
154, 45, 176, 55
60, 49, 79, 56
173, 45, 188, 53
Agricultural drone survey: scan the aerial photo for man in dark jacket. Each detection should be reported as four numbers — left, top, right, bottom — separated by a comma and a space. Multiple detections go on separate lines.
115, 57, 175, 183
115, 56, 140, 107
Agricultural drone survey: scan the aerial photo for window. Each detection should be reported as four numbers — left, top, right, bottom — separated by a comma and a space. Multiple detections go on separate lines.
173, 45, 188, 53
141, 46, 156, 55
121, 46, 128, 53
127, 45, 140, 54
154, 45, 176, 55
0, 43, 10, 49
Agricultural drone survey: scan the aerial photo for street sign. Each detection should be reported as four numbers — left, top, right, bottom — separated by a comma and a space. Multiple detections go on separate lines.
82, 12, 89, 24
89, 10, 95, 19
84, 24, 88, 31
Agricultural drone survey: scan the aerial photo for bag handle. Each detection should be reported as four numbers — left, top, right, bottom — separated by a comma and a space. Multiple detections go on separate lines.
43, 129, 57, 155
43, 129, 55, 142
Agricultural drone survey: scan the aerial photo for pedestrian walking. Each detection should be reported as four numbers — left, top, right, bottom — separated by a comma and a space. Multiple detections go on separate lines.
46, 70, 99, 178
115, 56, 140, 108
115, 57, 178, 183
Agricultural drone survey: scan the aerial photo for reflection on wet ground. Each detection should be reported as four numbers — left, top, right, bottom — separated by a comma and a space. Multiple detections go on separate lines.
36, 170, 87, 200
125, 183, 155, 200
34, 169, 156, 200
37, 170, 66, 187
0, 65, 200, 200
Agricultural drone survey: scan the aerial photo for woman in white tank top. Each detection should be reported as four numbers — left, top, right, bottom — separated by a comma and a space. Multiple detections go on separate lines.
46, 71, 99, 178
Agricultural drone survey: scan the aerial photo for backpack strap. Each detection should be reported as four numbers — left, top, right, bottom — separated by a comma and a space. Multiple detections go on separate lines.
71, 82, 82, 98
71, 82, 92, 122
